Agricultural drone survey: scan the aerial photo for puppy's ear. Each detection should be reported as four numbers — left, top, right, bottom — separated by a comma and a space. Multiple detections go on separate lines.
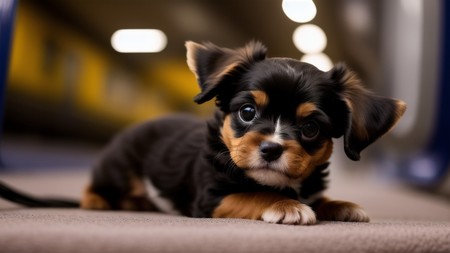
329, 63, 407, 161
185, 41, 267, 104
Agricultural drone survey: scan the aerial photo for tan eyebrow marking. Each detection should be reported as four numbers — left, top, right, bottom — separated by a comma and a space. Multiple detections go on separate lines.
296, 102, 318, 118
251, 90, 269, 107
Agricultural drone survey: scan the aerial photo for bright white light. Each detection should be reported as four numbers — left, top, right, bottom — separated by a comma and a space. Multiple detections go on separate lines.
282, 0, 317, 23
301, 53, 333, 71
111, 29, 167, 53
293, 24, 327, 54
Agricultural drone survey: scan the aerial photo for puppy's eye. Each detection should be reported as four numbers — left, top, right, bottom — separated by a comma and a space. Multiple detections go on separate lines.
301, 120, 320, 140
239, 104, 256, 122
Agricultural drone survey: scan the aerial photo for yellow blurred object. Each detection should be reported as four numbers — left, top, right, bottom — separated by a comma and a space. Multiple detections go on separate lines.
6, 1, 213, 133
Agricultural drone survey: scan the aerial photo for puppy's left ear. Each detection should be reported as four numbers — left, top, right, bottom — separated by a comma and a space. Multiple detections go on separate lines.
185, 41, 267, 104
329, 63, 407, 161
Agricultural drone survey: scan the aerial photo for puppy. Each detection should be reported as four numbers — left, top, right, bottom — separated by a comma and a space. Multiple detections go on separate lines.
80, 41, 406, 225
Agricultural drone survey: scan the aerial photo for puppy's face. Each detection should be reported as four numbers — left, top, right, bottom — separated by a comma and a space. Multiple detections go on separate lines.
186, 41, 406, 188
220, 61, 337, 187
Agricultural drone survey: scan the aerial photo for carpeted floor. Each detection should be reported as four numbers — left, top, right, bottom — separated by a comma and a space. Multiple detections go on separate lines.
0, 152, 449, 252
1, 209, 449, 253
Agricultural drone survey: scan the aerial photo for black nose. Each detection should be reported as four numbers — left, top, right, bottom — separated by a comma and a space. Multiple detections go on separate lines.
259, 141, 283, 162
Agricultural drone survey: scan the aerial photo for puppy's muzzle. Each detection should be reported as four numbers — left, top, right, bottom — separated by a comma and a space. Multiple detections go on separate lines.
259, 141, 283, 162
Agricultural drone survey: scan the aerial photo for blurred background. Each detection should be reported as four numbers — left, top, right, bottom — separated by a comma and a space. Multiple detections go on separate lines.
0, 0, 449, 206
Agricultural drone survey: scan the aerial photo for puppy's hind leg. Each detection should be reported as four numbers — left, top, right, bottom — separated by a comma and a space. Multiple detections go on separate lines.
80, 165, 129, 211
81, 185, 111, 210
81, 175, 156, 211
80, 124, 160, 212
118, 177, 157, 211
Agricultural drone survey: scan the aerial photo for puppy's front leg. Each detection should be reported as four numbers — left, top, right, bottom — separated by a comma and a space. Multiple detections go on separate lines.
312, 197, 370, 222
213, 192, 316, 225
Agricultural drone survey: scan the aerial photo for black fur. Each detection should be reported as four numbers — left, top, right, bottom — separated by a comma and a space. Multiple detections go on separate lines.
81, 42, 403, 217
88, 113, 300, 217
0, 41, 405, 222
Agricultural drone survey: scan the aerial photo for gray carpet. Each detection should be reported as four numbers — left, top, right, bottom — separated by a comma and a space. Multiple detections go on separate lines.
1, 162, 449, 253
1, 209, 449, 253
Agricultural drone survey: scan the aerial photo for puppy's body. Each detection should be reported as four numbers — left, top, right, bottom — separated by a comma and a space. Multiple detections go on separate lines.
86, 115, 207, 215
85, 113, 327, 217
81, 42, 406, 225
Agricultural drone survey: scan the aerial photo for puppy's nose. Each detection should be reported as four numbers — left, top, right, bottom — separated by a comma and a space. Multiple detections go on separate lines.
259, 141, 283, 162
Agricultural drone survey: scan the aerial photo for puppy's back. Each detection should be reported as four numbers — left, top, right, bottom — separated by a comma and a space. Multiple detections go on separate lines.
85, 114, 207, 212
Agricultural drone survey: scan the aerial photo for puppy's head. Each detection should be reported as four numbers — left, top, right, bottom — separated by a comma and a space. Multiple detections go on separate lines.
186, 41, 406, 188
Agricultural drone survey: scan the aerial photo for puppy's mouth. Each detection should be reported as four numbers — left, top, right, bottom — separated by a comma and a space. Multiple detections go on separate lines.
243, 140, 306, 181
245, 160, 303, 188
248, 159, 302, 180
255, 161, 283, 172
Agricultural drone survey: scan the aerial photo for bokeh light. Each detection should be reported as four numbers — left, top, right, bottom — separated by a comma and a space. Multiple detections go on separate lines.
282, 0, 317, 23
111, 29, 167, 53
292, 24, 327, 54
300, 52, 333, 71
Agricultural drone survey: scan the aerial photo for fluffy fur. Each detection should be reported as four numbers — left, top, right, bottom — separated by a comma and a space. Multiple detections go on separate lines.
80, 41, 406, 225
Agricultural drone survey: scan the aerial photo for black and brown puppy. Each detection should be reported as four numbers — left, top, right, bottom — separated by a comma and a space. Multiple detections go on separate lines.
81, 41, 406, 225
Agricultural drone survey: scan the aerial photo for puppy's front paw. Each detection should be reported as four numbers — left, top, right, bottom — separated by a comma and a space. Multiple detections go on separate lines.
316, 200, 370, 222
261, 200, 316, 225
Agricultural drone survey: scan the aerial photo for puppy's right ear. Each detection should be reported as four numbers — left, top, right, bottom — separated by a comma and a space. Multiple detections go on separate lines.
329, 63, 407, 161
185, 41, 267, 104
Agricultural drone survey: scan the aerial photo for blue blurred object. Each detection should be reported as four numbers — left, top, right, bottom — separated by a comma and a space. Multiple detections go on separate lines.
0, 0, 18, 167
399, 0, 450, 186
0, 0, 17, 112
373, 0, 449, 190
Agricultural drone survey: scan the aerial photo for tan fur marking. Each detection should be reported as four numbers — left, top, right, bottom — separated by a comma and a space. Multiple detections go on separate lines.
231, 131, 266, 169
296, 102, 318, 119
120, 196, 154, 211
283, 140, 311, 179
119, 177, 155, 211
212, 62, 240, 84
81, 177, 152, 211
376, 99, 407, 138
80, 185, 111, 210
312, 140, 333, 166
221, 115, 233, 148
394, 100, 407, 123
129, 178, 146, 197
185, 41, 206, 79
313, 197, 370, 222
340, 68, 371, 140
343, 97, 369, 140
212, 192, 292, 220
120, 198, 139, 211
251, 90, 269, 107
221, 115, 265, 169
235, 41, 266, 63
283, 140, 332, 180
